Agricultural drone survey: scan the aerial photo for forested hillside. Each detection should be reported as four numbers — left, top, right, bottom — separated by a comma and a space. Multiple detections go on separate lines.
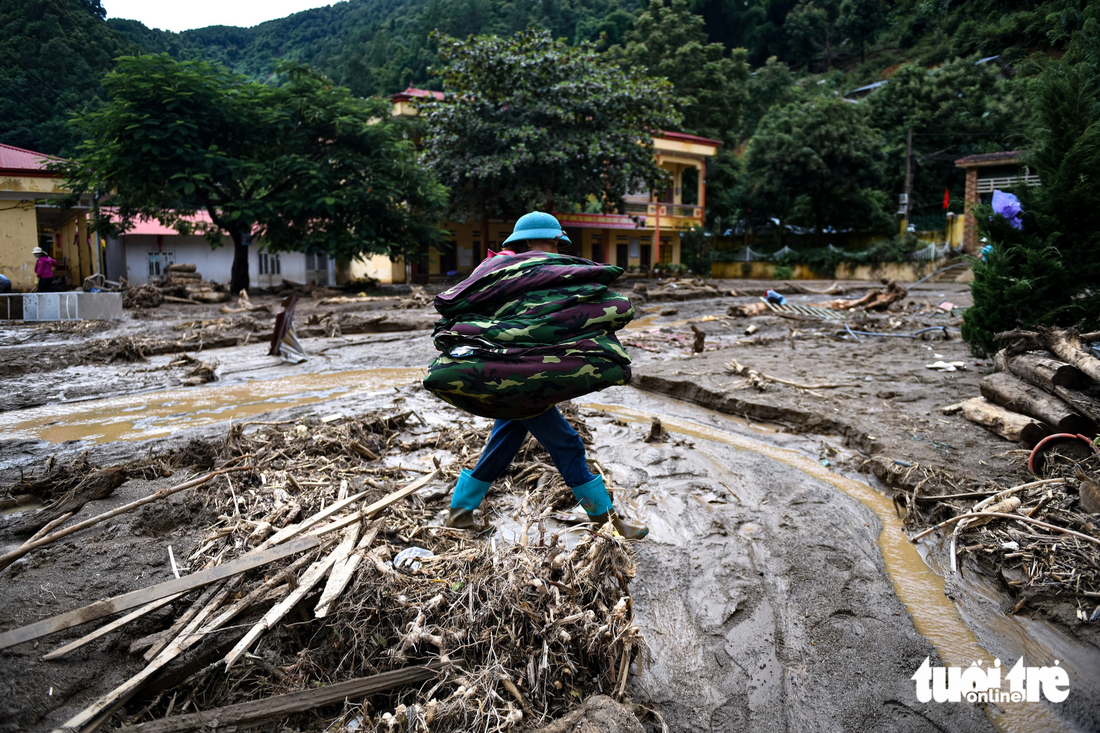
4, 0, 1084, 157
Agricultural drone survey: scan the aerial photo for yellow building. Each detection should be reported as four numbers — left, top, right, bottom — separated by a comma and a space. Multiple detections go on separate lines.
350, 88, 721, 284
0, 143, 96, 291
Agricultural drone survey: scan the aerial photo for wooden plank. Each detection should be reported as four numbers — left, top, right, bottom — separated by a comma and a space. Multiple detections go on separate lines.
307, 471, 439, 539
53, 586, 234, 733
144, 581, 226, 662
41, 593, 184, 661
262, 488, 370, 548
222, 544, 344, 669
0, 536, 318, 651
315, 522, 379, 618
121, 663, 443, 733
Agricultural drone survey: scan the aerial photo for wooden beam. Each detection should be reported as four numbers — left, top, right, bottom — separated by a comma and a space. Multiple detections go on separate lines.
41, 593, 184, 661
121, 663, 443, 733
0, 536, 318, 651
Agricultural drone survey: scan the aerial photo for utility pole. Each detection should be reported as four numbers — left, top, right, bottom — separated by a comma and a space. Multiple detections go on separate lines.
900, 126, 913, 235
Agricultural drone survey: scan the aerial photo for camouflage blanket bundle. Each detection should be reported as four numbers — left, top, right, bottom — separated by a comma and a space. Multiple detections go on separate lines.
423, 251, 633, 420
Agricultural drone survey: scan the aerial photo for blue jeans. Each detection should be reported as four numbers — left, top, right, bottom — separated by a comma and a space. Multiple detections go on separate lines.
471, 407, 595, 487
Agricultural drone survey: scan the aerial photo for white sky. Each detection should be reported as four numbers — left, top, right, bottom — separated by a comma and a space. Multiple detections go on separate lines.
102, 1, 339, 33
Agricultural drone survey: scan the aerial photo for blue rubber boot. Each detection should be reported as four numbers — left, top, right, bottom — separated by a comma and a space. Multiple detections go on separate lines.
572, 475, 648, 539
447, 469, 492, 529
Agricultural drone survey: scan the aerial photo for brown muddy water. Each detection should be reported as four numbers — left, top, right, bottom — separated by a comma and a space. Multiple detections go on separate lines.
0, 369, 1088, 731
0, 368, 424, 443
582, 401, 1083, 733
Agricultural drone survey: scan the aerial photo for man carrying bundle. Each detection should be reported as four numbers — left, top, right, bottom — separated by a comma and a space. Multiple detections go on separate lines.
424, 212, 648, 539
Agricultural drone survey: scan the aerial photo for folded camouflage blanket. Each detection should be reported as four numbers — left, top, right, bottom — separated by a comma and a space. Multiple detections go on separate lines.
423, 251, 633, 420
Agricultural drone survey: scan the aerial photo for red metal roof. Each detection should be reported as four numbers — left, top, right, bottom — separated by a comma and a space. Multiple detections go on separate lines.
955, 150, 1021, 166
390, 86, 445, 102
0, 142, 62, 176
657, 130, 722, 147
120, 211, 215, 236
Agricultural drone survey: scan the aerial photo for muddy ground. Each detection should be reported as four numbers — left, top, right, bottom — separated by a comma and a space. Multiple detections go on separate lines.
1, 280, 1098, 732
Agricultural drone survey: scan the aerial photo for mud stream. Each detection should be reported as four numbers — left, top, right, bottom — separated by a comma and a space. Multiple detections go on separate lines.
1, 370, 1089, 731
583, 401, 1082, 732
0, 368, 424, 443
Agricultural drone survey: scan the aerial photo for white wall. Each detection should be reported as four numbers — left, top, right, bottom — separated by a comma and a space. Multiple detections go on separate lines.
120, 235, 322, 288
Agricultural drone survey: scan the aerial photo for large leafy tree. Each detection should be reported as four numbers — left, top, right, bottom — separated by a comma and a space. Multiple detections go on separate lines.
866, 57, 1024, 217
61, 54, 445, 292
744, 96, 886, 246
608, 0, 750, 142
962, 9, 1100, 355
420, 28, 679, 225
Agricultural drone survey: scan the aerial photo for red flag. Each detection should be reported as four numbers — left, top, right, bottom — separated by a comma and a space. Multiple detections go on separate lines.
943, 187, 950, 210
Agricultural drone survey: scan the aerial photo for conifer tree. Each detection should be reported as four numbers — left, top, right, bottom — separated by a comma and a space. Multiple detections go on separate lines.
962, 9, 1100, 355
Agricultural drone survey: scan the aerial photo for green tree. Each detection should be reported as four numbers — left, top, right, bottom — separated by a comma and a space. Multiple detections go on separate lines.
837, 0, 885, 61
744, 96, 885, 246
608, 0, 749, 142
61, 54, 445, 292
420, 28, 679, 226
962, 9, 1100, 355
784, 1, 840, 68
866, 57, 1023, 217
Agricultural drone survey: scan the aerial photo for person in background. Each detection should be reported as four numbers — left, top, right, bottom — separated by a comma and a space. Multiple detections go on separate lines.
33, 247, 57, 292
0, 272, 11, 293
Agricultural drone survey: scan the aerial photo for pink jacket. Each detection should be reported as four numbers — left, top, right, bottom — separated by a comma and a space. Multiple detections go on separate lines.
35, 256, 56, 278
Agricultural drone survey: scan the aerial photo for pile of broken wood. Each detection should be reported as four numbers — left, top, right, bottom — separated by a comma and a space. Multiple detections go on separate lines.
0, 409, 639, 733
158, 264, 230, 304
953, 328, 1100, 446
727, 280, 908, 319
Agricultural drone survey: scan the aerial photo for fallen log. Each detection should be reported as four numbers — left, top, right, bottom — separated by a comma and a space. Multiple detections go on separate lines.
823, 280, 907, 311
0, 536, 319, 651
1053, 385, 1100, 424
980, 371, 1093, 434
120, 663, 443, 733
993, 350, 1087, 391
960, 397, 1048, 445
165, 263, 197, 273
1045, 329, 1100, 384
727, 302, 769, 318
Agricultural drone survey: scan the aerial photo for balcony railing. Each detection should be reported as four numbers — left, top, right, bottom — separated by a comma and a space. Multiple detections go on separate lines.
620, 203, 703, 219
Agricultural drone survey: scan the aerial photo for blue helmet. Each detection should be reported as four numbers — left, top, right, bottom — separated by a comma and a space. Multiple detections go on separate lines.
503, 211, 571, 246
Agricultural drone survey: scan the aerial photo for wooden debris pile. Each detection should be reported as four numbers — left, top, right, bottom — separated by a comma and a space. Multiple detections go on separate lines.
818, 280, 907, 312
392, 285, 432, 309
158, 263, 230, 304
123, 284, 164, 309
907, 461, 1100, 615
2, 407, 640, 733
958, 328, 1100, 445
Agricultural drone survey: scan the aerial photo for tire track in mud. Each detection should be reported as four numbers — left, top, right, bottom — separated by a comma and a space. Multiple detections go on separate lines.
583, 397, 1078, 733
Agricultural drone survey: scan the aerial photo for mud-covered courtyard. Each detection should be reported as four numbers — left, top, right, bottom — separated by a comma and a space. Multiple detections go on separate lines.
2, 280, 1098, 733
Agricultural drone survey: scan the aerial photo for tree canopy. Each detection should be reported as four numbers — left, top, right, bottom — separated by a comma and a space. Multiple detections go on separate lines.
744, 97, 887, 245
606, 0, 749, 143
61, 54, 445, 292
420, 28, 679, 222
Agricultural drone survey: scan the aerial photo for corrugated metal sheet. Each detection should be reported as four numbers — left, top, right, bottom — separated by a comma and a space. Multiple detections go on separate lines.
0, 143, 58, 173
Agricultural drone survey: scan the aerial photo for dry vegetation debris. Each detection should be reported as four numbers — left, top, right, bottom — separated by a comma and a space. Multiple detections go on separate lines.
5, 406, 641, 732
